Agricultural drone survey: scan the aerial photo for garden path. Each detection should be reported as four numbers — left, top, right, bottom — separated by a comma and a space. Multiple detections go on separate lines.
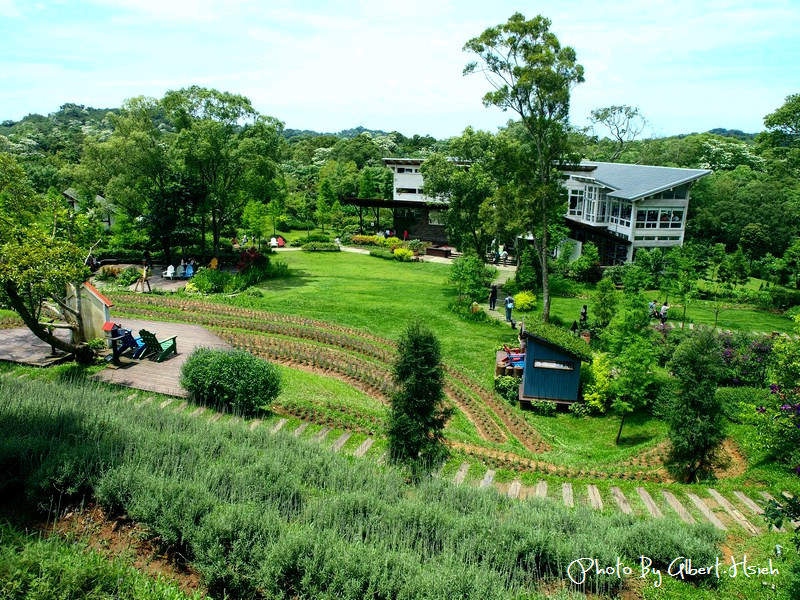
0, 327, 74, 367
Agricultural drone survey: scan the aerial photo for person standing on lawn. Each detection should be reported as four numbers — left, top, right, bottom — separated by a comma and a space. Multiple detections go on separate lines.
504, 294, 514, 322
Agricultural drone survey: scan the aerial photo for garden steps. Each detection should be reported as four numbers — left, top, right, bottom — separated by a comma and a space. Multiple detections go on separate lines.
353, 438, 374, 458
561, 483, 574, 508
293, 422, 309, 437
249, 419, 261, 430
312, 426, 332, 442
126, 393, 138, 401
172, 401, 187, 413
535, 480, 548, 498
686, 493, 726, 531
610, 487, 633, 515
376, 452, 387, 465
479, 469, 496, 488
587, 484, 603, 510
189, 407, 205, 417
453, 462, 470, 485
134, 397, 153, 410
507, 479, 521, 499
331, 432, 351, 452
662, 490, 696, 524
270, 418, 287, 433
209, 413, 222, 423
159, 399, 173, 409
636, 487, 663, 518
708, 488, 759, 535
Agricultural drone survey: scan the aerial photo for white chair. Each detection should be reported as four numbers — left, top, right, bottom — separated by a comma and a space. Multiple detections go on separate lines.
162, 265, 175, 279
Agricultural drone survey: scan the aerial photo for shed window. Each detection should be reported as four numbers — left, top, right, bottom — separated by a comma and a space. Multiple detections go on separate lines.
533, 359, 574, 371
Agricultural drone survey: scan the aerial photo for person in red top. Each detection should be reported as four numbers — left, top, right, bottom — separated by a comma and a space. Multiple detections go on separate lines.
403, 230, 409, 241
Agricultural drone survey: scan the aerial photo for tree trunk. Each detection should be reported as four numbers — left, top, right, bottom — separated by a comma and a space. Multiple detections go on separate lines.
615, 413, 627, 445
200, 213, 207, 263
4, 283, 94, 364
161, 236, 172, 267
540, 208, 551, 323
212, 211, 220, 258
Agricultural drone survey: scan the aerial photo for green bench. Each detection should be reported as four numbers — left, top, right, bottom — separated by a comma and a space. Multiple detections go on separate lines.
138, 329, 177, 362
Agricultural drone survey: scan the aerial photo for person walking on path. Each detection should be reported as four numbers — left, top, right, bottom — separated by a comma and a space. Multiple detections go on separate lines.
489, 284, 498, 310
648, 299, 657, 318
660, 302, 669, 324
580, 304, 588, 327
504, 294, 514, 322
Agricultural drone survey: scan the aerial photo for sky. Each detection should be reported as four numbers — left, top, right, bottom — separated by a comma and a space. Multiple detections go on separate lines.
1, 0, 798, 139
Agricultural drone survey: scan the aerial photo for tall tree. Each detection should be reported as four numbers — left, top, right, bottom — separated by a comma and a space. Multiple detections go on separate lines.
589, 105, 646, 161
666, 330, 726, 482
0, 153, 95, 364
388, 322, 452, 476
420, 128, 495, 257
464, 13, 584, 322
163, 86, 284, 257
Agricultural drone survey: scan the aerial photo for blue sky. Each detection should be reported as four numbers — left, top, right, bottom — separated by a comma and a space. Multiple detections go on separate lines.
1, 0, 798, 138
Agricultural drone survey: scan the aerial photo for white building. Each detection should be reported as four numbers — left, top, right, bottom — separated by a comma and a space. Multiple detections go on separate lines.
562, 161, 711, 264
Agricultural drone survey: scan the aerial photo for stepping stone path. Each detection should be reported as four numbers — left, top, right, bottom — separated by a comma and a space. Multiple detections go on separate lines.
535, 480, 547, 498
453, 462, 470, 485
611, 487, 633, 515
687, 493, 726, 531
209, 413, 222, 423
159, 399, 173, 409
734, 490, 764, 516
708, 488, 759, 535
312, 426, 331, 442
249, 419, 261, 430
636, 487, 663, 518
270, 418, 287, 433
134, 398, 153, 410
126, 393, 138, 401
562, 483, 574, 508
172, 401, 187, 413
190, 407, 205, 417
293, 422, 309, 437
353, 438, 374, 458
662, 490, 695, 524
479, 469, 495, 489
331, 432, 351, 452
507, 479, 521, 499
376, 452, 387, 465
587, 485, 603, 510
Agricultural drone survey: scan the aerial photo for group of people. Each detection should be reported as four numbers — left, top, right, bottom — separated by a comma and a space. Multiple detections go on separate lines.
491, 246, 511, 266
648, 299, 670, 324
488, 285, 516, 323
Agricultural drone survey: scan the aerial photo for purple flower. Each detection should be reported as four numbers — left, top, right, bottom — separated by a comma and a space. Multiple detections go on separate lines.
757, 406, 767, 414
770, 384, 780, 394
794, 465, 800, 476
781, 404, 793, 411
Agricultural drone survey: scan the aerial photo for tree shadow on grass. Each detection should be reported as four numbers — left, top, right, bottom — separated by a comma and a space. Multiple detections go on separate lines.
258, 270, 316, 292
617, 432, 658, 447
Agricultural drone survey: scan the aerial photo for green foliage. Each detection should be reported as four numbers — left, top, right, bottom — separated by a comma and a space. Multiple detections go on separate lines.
447, 255, 496, 303
570, 243, 602, 283
190, 267, 230, 294
369, 248, 395, 260
290, 233, 331, 246
610, 337, 657, 441
547, 274, 579, 297
493, 375, 519, 406
666, 331, 726, 482
388, 322, 452, 473
527, 400, 557, 416
715, 386, 772, 422
0, 524, 199, 600
582, 354, 613, 414
514, 245, 540, 291
302, 242, 340, 252
393, 248, 414, 262
180, 348, 282, 415
116, 266, 143, 287
513, 290, 537, 312
592, 277, 617, 327
522, 318, 592, 363
0, 365, 724, 599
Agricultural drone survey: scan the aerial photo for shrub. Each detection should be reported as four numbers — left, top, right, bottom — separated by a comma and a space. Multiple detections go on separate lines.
407, 239, 431, 255
291, 233, 331, 247
302, 242, 340, 252
527, 400, 557, 416
191, 268, 232, 294
449, 296, 492, 322
582, 354, 613, 414
547, 274, 579, 297
448, 256, 496, 303
94, 265, 121, 281
715, 386, 771, 422
513, 291, 537, 312
351, 235, 385, 247
117, 266, 144, 287
494, 376, 519, 406
369, 248, 395, 260
393, 248, 414, 262
180, 348, 282, 415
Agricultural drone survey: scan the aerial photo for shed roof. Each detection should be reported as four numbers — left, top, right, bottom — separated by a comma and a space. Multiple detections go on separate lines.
520, 320, 592, 363
577, 161, 711, 201
83, 282, 113, 308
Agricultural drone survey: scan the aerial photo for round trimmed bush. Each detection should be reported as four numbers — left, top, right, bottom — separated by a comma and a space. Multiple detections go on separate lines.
513, 290, 537, 311
180, 348, 282, 415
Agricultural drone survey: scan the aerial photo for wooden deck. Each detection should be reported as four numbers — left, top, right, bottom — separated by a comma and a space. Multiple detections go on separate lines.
0, 327, 74, 367
93, 318, 231, 397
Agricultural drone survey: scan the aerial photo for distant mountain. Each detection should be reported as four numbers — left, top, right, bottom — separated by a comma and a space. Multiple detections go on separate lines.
283, 125, 391, 141
707, 128, 757, 141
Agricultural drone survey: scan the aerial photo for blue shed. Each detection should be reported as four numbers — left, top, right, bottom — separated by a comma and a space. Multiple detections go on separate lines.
519, 325, 591, 405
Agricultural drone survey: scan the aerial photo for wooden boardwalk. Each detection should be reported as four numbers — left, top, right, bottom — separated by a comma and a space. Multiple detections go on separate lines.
0, 327, 74, 367
93, 318, 231, 397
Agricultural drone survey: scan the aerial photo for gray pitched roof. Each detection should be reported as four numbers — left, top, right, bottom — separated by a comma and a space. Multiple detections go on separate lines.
580, 161, 711, 201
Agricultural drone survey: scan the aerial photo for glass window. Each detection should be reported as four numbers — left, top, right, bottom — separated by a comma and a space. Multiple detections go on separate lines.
428, 210, 445, 226
534, 360, 574, 371
568, 189, 584, 216
670, 210, 684, 228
